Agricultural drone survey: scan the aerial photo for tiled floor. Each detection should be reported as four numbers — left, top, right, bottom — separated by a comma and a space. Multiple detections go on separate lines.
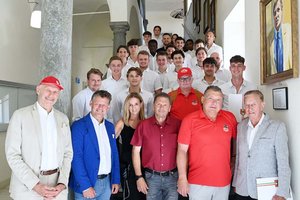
0, 185, 11, 200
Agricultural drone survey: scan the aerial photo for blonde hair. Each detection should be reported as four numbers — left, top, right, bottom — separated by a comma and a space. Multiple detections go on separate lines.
123, 93, 145, 125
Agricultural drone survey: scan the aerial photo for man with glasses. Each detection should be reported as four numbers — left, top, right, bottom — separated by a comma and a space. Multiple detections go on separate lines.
177, 86, 237, 200
168, 67, 203, 120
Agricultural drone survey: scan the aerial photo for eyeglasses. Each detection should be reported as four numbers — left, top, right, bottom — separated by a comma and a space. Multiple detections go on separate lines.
178, 77, 192, 82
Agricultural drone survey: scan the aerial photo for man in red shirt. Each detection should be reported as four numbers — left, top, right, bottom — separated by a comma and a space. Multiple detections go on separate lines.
177, 86, 237, 200
131, 92, 181, 200
169, 67, 203, 120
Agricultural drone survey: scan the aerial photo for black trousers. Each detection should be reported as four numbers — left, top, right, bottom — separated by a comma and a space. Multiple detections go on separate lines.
235, 193, 257, 200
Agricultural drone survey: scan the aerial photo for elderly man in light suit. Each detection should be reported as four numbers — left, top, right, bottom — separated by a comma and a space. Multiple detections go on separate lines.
232, 90, 291, 200
5, 76, 73, 200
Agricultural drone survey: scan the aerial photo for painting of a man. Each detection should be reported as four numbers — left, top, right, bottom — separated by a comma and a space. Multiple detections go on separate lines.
268, 0, 292, 75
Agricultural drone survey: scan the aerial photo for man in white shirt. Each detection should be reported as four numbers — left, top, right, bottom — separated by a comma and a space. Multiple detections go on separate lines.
192, 57, 225, 93
220, 55, 257, 111
101, 56, 128, 122
148, 39, 158, 71
152, 25, 163, 48
163, 50, 185, 93
157, 33, 172, 52
127, 39, 140, 67
5, 76, 73, 200
72, 68, 102, 121
139, 31, 152, 52
156, 51, 169, 87
175, 37, 192, 67
205, 30, 223, 59
138, 50, 162, 94
210, 51, 231, 82
112, 67, 154, 124
166, 44, 176, 72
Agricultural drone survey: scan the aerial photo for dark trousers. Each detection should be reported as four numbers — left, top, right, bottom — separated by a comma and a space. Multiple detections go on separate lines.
235, 193, 257, 200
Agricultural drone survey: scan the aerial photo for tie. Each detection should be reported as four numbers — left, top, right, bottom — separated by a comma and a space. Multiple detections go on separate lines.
275, 31, 284, 73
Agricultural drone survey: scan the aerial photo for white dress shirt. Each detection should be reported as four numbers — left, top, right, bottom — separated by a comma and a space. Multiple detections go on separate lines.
205, 43, 223, 60
220, 79, 257, 110
141, 68, 162, 93
37, 102, 58, 171
192, 77, 225, 93
215, 68, 232, 83
247, 114, 265, 149
162, 69, 179, 93
72, 87, 94, 121
90, 114, 111, 175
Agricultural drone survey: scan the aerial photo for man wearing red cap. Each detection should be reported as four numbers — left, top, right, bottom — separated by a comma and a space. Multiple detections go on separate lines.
168, 67, 203, 120
5, 76, 73, 200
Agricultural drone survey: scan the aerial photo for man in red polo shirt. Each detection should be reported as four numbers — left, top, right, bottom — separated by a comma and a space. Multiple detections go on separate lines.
168, 67, 203, 120
131, 92, 181, 200
177, 86, 237, 200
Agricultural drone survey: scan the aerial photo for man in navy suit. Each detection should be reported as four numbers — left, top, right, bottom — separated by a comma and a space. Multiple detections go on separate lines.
69, 90, 120, 200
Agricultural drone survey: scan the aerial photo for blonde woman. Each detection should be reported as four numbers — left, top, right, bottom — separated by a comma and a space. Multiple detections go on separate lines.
115, 92, 146, 200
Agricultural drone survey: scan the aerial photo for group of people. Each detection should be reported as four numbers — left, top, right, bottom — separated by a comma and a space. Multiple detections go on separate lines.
5, 24, 291, 200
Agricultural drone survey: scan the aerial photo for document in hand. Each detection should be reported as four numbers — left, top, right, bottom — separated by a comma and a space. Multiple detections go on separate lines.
256, 177, 293, 200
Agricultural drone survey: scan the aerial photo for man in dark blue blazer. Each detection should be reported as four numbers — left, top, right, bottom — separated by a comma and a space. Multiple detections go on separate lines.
69, 90, 120, 200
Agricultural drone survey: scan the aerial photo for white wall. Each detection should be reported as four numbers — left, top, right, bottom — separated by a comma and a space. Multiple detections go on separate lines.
0, 0, 41, 187
147, 11, 184, 36
0, 1, 40, 85
219, 0, 300, 198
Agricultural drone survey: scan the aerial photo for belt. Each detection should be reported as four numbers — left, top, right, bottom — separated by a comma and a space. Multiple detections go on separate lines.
40, 168, 59, 176
97, 174, 109, 179
145, 168, 177, 176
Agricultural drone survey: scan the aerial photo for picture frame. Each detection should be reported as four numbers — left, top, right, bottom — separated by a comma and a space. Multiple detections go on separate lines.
260, 0, 299, 84
272, 87, 288, 110
193, 0, 197, 22
196, 0, 201, 25
203, 0, 210, 33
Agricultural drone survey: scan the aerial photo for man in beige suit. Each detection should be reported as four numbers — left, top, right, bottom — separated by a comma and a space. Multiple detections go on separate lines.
5, 76, 73, 200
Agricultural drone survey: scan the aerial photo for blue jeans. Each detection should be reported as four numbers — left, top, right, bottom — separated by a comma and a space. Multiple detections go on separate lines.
145, 171, 178, 200
74, 175, 111, 200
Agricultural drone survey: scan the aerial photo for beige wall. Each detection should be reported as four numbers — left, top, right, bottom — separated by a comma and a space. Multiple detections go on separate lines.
0, 1, 40, 85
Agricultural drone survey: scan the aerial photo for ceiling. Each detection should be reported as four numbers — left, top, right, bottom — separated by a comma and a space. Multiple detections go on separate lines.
73, 0, 184, 14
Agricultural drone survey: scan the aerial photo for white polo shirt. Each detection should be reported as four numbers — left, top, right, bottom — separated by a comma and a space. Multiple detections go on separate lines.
215, 68, 231, 83
141, 68, 162, 93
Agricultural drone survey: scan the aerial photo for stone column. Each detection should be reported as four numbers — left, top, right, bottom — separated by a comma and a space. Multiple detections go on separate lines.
40, 0, 73, 117
110, 22, 130, 54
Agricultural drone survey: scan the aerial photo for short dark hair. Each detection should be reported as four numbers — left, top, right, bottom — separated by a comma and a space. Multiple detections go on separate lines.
87, 68, 103, 80
109, 56, 123, 65
138, 50, 150, 57
127, 67, 143, 77
148, 39, 158, 45
186, 39, 194, 43
116, 45, 129, 54
244, 90, 264, 101
163, 33, 171, 37
195, 39, 205, 45
127, 39, 139, 46
204, 86, 223, 97
166, 44, 176, 50
175, 37, 185, 43
91, 90, 112, 103
153, 25, 162, 31
230, 55, 245, 64
143, 31, 152, 36
156, 51, 168, 58
203, 57, 217, 66
195, 47, 207, 56
154, 92, 171, 104
171, 50, 185, 59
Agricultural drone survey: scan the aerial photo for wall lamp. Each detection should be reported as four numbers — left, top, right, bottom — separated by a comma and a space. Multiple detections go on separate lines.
29, 0, 41, 28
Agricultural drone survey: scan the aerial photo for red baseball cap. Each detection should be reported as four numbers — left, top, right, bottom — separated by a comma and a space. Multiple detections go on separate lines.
177, 67, 192, 79
39, 76, 64, 90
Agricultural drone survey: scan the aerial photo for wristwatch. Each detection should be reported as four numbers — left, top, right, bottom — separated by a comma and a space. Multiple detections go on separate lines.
135, 175, 143, 180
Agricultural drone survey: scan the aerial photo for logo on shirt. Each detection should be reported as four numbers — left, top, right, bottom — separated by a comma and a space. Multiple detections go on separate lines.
223, 124, 229, 132
192, 100, 198, 105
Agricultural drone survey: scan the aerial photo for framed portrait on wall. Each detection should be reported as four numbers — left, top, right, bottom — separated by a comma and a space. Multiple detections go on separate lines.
203, 0, 210, 33
260, 0, 298, 84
